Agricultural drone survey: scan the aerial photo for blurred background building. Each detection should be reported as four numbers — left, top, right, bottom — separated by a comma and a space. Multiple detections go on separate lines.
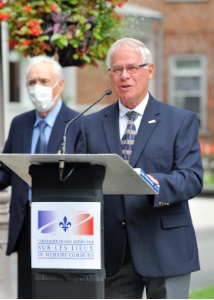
77, 0, 214, 152
1, 0, 214, 298
1, 1, 214, 151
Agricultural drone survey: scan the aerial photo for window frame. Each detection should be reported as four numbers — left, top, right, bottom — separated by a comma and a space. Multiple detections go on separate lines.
168, 54, 208, 135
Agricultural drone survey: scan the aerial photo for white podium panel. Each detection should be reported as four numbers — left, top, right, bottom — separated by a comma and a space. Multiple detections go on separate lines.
31, 201, 101, 270
0, 154, 159, 195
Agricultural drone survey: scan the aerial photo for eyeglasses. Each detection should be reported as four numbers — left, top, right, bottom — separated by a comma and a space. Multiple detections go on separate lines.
109, 63, 148, 76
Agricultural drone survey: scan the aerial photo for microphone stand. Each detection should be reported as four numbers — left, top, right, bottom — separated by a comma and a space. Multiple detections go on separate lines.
59, 89, 112, 180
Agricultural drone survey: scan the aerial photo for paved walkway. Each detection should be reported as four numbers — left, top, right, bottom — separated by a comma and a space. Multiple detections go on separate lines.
1, 195, 214, 299
189, 195, 214, 232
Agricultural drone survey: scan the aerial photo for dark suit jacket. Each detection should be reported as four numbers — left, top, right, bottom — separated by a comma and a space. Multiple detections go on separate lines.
0, 102, 82, 255
76, 94, 203, 278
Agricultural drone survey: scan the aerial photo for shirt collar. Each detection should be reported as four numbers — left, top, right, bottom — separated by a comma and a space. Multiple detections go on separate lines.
119, 93, 149, 118
34, 99, 63, 127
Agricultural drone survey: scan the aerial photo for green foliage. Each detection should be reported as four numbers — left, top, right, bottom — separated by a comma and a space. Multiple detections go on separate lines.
0, 0, 127, 66
189, 285, 214, 299
204, 172, 214, 187
202, 155, 214, 188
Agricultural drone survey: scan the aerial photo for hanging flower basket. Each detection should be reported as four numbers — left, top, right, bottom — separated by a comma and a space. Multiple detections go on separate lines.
0, 0, 127, 67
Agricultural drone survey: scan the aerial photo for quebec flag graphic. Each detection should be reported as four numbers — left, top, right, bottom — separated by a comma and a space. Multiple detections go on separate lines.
31, 201, 101, 270
38, 210, 94, 235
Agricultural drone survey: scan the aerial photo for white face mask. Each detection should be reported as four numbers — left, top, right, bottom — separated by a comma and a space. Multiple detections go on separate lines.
27, 82, 58, 112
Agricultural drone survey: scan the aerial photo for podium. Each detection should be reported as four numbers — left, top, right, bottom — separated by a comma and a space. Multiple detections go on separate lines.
0, 153, 158, 299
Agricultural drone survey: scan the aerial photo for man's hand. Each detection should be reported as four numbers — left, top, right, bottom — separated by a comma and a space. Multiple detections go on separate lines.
147, 174, 159, 186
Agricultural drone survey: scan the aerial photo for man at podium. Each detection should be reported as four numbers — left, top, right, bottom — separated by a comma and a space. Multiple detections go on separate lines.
75, 38, 203, 298
0, 56, 82, 299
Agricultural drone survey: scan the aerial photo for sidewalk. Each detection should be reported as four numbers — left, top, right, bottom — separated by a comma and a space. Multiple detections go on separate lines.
189, 195, 214, 231
1, 195, 214, 299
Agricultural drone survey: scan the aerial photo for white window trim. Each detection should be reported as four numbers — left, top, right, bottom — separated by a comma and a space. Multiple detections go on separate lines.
168, 54, 208, 135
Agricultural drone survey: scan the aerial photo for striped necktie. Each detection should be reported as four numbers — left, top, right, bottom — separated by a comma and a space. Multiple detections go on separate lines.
121, 111, 138, 164
35, 120, 47, 153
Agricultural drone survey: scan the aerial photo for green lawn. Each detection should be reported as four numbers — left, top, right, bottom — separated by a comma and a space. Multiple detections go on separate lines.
204, 172, 214, 187
189, 285, 214, 299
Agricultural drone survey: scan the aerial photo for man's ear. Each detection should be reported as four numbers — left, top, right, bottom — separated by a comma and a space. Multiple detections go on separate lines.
148, 64, 154, 79
58, 79, 65, 94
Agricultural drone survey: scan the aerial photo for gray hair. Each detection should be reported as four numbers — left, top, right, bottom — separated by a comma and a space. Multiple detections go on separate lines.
26, 55, 64, 80
106, 38, 153, 68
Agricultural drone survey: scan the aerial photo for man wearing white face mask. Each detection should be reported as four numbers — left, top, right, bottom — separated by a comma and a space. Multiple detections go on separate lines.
0, 56, 82, 299
27, 80, 59, 113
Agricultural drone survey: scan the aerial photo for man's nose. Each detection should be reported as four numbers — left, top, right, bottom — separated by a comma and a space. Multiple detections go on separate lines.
121, 67, 130, 77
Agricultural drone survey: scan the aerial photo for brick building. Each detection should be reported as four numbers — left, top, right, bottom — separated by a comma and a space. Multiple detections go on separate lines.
0, 2, 213, 297
77, 0, 214, 154
1, 1, 213, 153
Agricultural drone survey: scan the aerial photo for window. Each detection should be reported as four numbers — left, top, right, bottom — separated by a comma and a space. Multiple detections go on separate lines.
168, 55, 207, 134
9, 50, 20, 103
9, 62, 20, 102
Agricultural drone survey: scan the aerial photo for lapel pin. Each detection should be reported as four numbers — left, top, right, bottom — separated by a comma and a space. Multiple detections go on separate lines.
148, 119, 156, 124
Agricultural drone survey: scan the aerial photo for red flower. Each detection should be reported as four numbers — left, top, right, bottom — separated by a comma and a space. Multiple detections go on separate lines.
24, 5, 32, 13
117, 1, 126, 7
0, 2, 5, 9
50, 5, 58, 12
22, 40, 31, 45
9, 40, 17, 49
29, 27, 42, 36
28, 20, 41, 28
0, 12, 10, 21
112, 12, 123, 20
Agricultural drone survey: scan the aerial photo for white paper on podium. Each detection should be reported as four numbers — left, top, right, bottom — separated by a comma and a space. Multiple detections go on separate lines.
31, 201, 101, 269
0, 153, 159, 195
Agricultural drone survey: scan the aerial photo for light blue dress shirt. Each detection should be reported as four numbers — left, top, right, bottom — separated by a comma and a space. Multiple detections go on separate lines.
28, 99, 63, 200
31, 99, 63, 153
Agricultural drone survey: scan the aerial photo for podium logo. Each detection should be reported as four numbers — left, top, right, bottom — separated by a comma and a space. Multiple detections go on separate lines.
38, 211, 94, 235
59, 216, 71, 232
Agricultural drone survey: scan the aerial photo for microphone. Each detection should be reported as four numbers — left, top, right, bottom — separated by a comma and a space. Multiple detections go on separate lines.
59, 89, 112, 180
61, 89, 112, 154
